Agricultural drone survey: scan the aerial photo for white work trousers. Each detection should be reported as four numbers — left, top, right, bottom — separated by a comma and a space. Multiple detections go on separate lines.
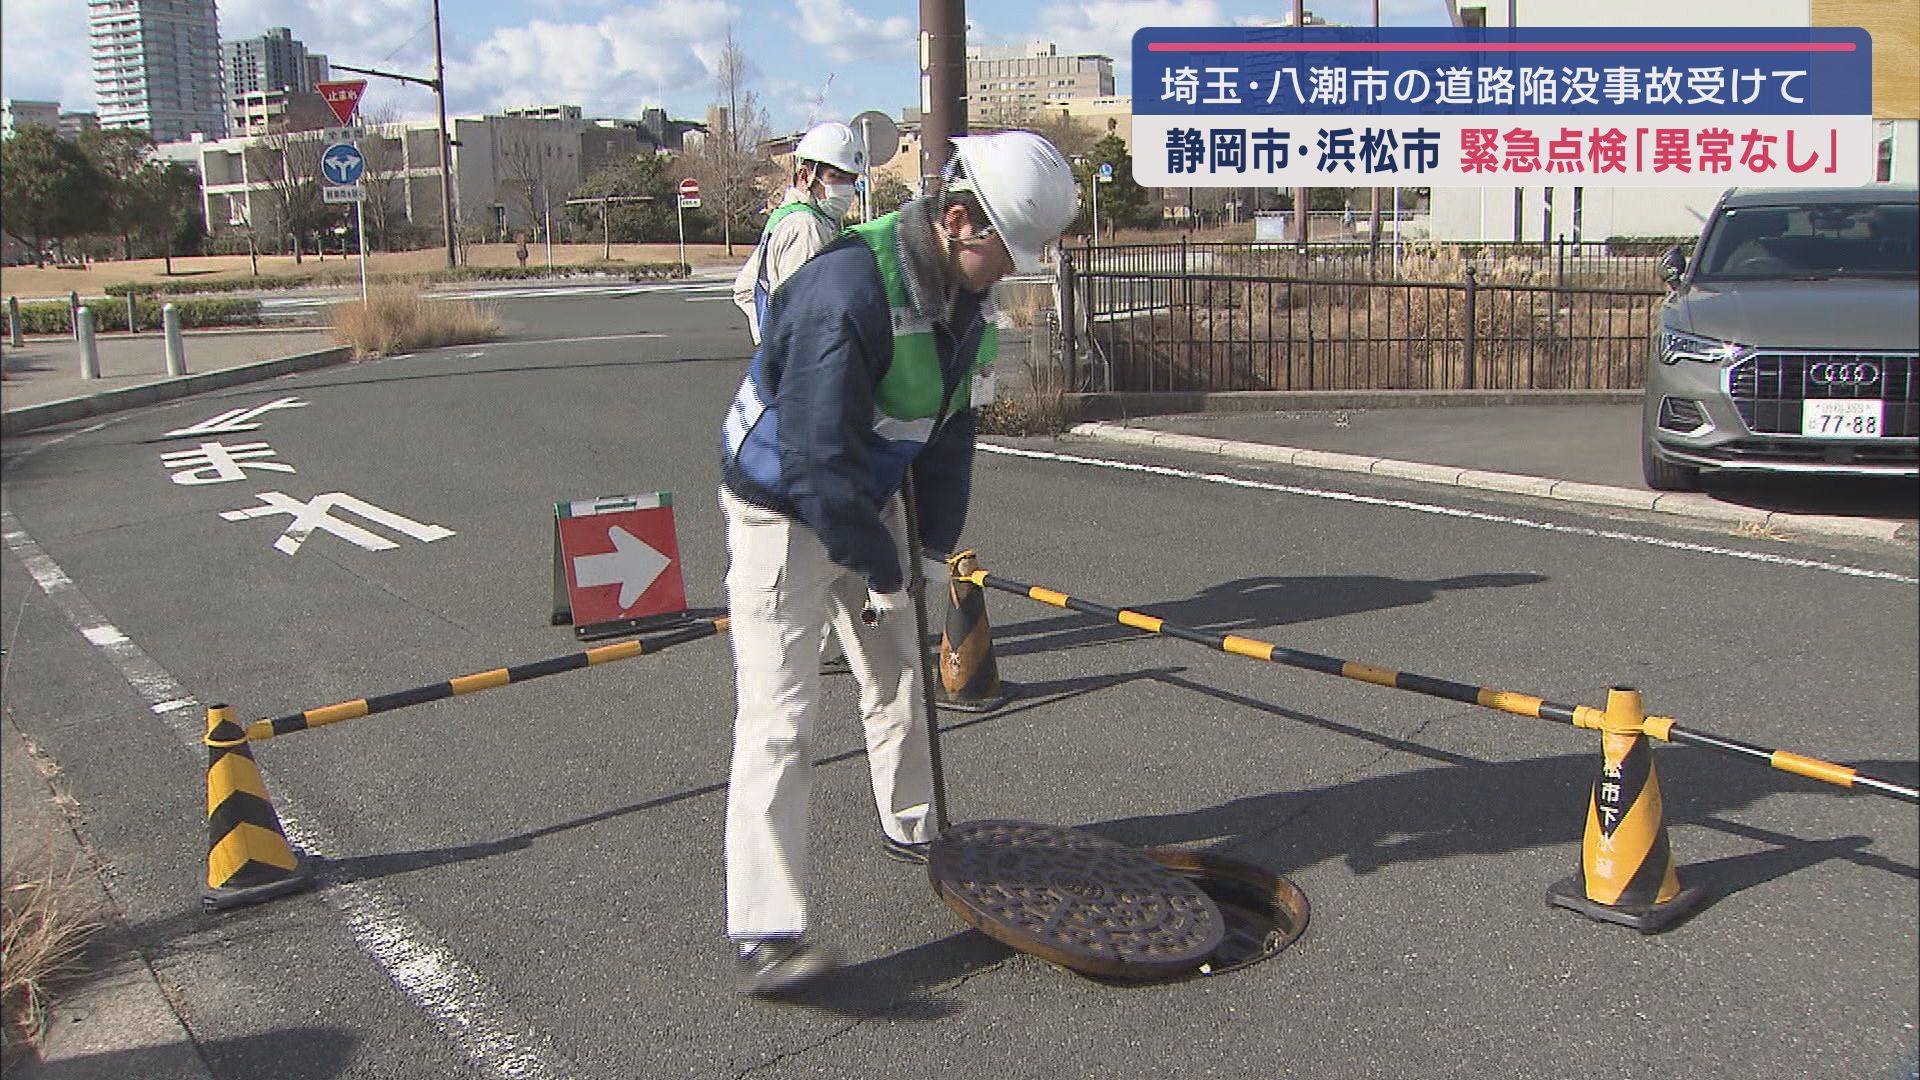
719, 487, 936, 939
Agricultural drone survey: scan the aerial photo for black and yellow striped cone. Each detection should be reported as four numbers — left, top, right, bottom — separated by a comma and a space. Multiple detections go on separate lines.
203, 704, 316, 911
935, 551, 1010, 713
1548, 687, 1705, 932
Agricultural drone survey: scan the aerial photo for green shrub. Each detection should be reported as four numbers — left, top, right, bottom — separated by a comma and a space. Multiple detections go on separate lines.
4, 297, 261, 335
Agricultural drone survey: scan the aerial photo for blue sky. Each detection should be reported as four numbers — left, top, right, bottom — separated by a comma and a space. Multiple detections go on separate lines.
1, 0, 1447, 137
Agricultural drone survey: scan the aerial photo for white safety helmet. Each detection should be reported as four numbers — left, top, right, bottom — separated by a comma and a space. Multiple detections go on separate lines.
948, 130, 1079, 274
794, 121, 865, 176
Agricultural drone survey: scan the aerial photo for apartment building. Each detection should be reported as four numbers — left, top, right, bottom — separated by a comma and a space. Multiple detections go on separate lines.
966, 41, 1114, 121
89, 0, 225, 141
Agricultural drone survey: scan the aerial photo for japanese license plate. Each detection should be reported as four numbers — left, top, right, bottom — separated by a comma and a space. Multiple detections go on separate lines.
1801, 399, 1884, 438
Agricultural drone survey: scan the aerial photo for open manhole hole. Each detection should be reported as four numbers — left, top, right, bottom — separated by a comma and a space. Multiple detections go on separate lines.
928, 820, 1307, 981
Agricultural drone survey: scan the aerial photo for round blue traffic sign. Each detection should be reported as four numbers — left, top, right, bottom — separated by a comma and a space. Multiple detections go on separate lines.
321, 143, 365, 186
1097, 162, 1114, 181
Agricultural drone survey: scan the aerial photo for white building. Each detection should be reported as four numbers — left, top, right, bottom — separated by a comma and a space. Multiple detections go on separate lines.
89, 0, 226, 142
1430, 0, 1917, 242
2, 99, 61, 137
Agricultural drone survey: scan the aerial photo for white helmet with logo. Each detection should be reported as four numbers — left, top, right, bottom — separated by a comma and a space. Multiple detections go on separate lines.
948, 130, 1079, 273
794, 121, 865, 175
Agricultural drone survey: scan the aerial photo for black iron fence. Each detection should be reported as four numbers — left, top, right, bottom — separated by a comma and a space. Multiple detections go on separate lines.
1076, 238, 1666, 291
1064, 256, 1663, 394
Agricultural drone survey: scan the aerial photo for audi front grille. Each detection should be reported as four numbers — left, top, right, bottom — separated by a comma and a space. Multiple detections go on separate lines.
1727, 352, 1920, 436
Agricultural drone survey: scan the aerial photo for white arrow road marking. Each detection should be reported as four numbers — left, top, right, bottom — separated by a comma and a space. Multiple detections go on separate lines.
571, 525, 669, 608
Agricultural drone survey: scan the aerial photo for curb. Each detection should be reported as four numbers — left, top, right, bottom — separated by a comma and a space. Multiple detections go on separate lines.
1, 346, 353, 437
1070, 421, 1914, 543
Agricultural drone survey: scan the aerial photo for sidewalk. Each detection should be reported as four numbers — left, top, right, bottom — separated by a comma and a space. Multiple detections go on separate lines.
1, 328, 345, 435
1, 719, 213, 1079
1070, 402, 1917, 543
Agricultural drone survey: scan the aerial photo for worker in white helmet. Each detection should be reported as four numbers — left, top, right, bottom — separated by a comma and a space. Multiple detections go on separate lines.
731, 120, 866, 346
718, 130, 1079, 996
731, 120, 869, 675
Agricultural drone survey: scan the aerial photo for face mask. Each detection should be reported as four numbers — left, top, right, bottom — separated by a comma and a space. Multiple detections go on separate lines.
817, 181, 856, 219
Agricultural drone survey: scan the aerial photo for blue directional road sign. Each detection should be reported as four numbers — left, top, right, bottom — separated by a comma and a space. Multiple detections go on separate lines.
1097, 162, 1114, 183
321, 143, 365, 186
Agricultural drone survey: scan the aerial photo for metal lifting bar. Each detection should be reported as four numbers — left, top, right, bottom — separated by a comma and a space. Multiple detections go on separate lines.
960, 568, 1918, 805
243, 617, 727, 742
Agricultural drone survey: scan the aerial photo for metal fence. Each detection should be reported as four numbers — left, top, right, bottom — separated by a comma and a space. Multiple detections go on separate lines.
1076, 238, 1667, 291
1065, 257, 1663, 394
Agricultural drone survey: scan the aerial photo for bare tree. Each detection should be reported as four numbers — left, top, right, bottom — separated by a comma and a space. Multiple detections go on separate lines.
688, 27, 772, 255
496, 119, 584, 245
354, 105, 411, 252
246, 130, 330, 260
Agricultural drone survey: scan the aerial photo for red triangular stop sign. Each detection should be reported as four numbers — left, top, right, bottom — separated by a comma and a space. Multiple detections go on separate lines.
315, 81, 367, 126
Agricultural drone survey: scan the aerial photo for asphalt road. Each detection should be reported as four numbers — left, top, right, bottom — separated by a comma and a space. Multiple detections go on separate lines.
3, 287, 1915, 1080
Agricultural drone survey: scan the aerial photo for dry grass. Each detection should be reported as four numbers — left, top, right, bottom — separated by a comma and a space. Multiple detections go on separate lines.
1, 242, 744, 299
1730, 520, 1794, 542
978, 322, 1075, 436
329, 283, 502, 359
2, 846, 100, 1060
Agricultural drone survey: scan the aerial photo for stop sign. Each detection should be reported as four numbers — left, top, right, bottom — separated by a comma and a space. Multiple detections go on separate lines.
678, 178, 700, 198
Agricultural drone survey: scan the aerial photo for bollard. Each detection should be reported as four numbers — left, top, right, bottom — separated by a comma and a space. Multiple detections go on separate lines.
69, 290, 81, 341
163, 303, 187, 376
7, 296, 20, 347
126, 291, 138, 334
77, 307, 100, 379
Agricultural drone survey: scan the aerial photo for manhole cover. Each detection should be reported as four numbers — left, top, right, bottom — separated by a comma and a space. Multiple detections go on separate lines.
929, 820, 1225, 979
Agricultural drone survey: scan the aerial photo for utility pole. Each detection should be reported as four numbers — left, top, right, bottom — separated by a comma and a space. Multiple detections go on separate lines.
919, 0, 966, 192
433, 0, 457, 267
330, 0, 458, 269
1368, 0, 1382, 255
1293, 0, 1310, 246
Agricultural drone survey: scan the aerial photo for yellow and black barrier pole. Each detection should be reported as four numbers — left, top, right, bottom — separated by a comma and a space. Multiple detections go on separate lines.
960, 567, 1918, 806
244, 617, 728, 742
202, 618, 728, 912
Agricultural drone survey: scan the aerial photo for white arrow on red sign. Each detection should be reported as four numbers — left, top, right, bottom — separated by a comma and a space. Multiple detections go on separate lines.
315, 80, 367, 126
570, 526, 670, 609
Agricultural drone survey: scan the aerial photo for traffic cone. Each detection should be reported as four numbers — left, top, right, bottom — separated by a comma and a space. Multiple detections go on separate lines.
203, 704, 316, 911
1547, 687, 1705, 933
935, 551, 1010, 713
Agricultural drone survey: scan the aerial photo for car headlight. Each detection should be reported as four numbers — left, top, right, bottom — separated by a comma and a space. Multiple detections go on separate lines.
1659, 329, 1745, 365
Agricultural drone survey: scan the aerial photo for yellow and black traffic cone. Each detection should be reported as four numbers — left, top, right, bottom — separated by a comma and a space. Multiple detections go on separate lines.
935, 551, 1010, 713
1548, 687, 1705, 933
203, 704, 316, 911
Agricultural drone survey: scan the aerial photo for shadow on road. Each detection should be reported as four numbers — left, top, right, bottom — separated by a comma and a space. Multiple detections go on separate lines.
990, 572, 1548, 658
1697, 473, 1918, 523
17, 1026, 359, 1080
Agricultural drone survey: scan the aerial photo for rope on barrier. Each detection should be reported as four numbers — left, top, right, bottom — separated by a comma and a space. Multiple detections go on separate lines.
963, 569, 1918, 806
243, 617, 729, 742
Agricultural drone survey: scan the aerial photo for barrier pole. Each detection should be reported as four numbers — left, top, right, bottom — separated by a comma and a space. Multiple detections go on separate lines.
243, 617, 727, 742
961, 567, 1918, 805
163, 303, 187, 376
77, 308, 99, 378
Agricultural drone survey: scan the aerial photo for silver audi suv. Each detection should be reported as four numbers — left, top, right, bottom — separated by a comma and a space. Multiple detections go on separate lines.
1641, 186, 1919, 491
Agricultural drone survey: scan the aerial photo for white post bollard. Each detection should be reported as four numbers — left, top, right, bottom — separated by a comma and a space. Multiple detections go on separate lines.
163, 303, 187, 376
6, 296, 19, 348
77, 307, 100, 379
127, 291, 139, 334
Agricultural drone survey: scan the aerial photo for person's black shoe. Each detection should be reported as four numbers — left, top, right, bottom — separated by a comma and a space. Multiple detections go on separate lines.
882, 836, 933, 865
734, 938, 840, 996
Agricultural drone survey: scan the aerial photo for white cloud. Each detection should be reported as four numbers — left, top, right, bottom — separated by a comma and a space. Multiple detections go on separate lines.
1032, 0, 1227, 70
0, 0, 107, 110
451, 3, 737, 118
783, 0, 915, 65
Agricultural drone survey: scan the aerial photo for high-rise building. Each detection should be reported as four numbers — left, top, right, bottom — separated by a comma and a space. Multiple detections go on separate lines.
224, 27, 315, 98
90, 0, 225, 141
965, 41, 1114, 121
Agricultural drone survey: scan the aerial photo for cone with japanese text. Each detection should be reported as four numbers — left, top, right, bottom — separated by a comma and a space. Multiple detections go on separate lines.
935, 551, 1010, 713
203, 704, 316, 911
1547, 687, 1705, 932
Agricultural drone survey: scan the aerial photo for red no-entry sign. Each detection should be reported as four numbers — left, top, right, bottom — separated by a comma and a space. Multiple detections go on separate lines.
678, 178, 700, 198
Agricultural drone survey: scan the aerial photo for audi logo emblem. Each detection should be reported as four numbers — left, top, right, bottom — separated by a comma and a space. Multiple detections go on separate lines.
1808, 361, 1882, 386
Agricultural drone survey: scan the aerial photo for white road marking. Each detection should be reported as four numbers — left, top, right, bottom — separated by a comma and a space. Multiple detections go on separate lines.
979, 442, 1919, 585
1, 500, 578, 1080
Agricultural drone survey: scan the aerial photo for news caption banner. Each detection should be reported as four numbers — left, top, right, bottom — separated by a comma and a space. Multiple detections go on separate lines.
1130, 26, 1874, 187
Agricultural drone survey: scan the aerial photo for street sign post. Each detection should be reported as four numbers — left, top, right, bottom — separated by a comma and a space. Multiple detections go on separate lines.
319, 142, 368, 301
1093, 162, 1114, 247
314, 80, 367, 126
675, 179, 699, 271
851, 109, 899, 220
